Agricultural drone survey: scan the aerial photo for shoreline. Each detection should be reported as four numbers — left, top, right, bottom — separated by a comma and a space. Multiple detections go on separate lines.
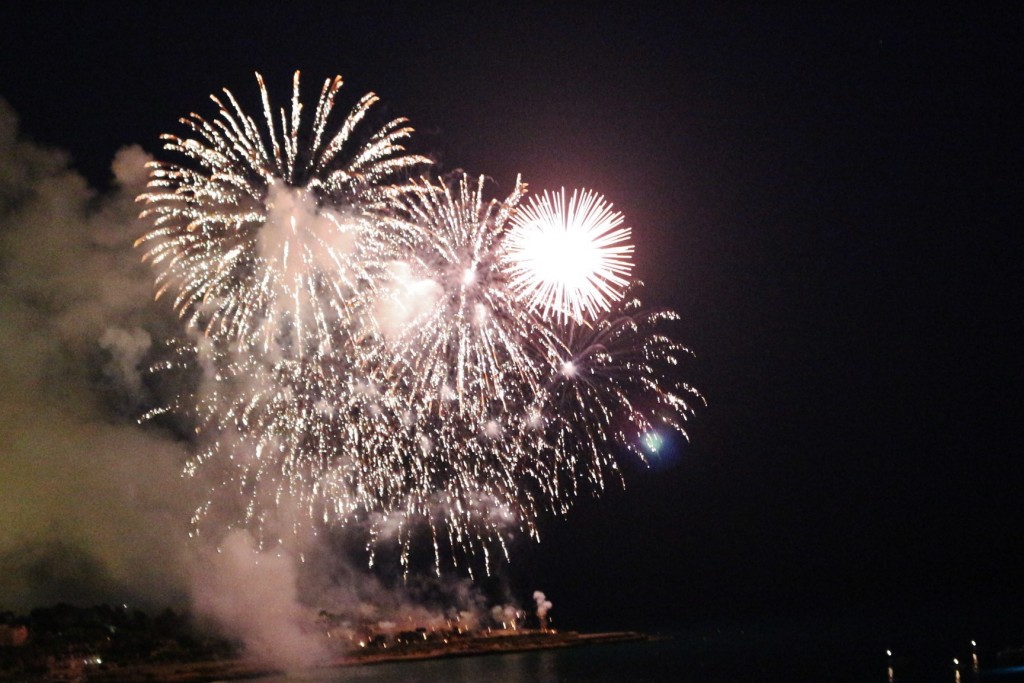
337, 630, 650, 667
86, 630, 651, 682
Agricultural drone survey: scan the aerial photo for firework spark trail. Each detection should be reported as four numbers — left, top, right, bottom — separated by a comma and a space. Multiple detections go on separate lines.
137, 71, 702, 574
375, 173, 557, 421
538, 293, 704, 498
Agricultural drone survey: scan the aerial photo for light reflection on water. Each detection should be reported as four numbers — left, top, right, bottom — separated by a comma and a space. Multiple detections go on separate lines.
244, 639, 672, 683
247, 648, 563, 683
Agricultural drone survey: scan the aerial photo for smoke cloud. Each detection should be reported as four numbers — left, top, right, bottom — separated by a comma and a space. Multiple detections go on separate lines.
188, 531, 328, 669
533, 590, 552, 628
0, 98, 193, 612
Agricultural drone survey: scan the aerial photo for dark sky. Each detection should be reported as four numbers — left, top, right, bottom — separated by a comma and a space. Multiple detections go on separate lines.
1, 3, 1021, 635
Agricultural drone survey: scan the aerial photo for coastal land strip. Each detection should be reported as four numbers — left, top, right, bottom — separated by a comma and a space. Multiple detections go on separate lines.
86, 630, 651, 682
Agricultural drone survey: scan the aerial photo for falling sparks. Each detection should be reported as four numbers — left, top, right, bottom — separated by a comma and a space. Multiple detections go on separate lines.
137, 70, 702, 575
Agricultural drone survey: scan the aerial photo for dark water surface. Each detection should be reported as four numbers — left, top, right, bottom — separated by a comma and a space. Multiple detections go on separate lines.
243, 612, 1024, 683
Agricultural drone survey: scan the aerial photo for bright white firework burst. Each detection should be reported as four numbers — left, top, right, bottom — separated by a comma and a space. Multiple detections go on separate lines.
135, 71, 430, 357
136, 71, 703, 576
503, 188, 634, 324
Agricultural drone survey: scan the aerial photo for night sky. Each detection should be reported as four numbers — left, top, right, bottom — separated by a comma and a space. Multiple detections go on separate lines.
1, 3, 1021, 638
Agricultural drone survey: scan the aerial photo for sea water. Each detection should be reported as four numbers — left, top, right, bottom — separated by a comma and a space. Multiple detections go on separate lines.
241, 613, 1024, 683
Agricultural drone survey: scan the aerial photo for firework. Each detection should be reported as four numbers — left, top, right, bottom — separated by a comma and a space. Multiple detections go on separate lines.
503, 188, 634, 324
374, 173, 556, 420
138, 72, 701, 575
135, 71, 430, 357
536, 292, 703, 502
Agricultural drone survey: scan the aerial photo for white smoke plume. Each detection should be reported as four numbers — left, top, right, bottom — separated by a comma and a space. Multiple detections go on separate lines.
490, 603, 524, 630
188, 531, 328, 669
533, 590, 553, 629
